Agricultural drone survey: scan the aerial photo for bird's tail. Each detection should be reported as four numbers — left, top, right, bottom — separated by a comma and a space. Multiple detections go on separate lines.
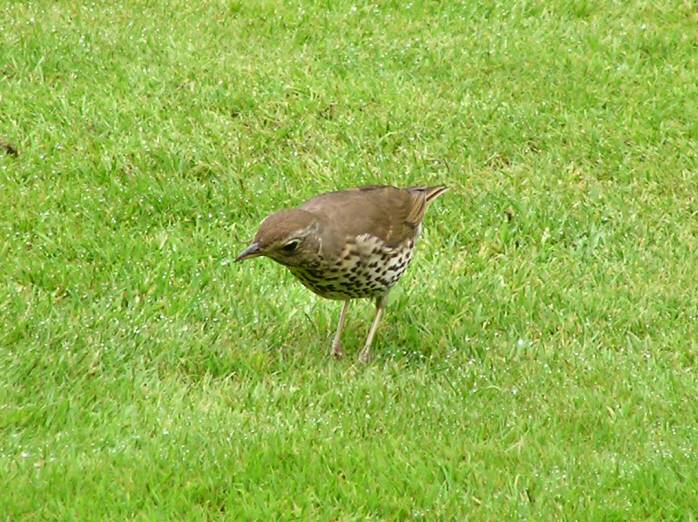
423, 185, 449, 204
406, 185, 448, 224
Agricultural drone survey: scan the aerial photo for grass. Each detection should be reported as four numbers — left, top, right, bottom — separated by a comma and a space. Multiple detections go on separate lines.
2, 0, 698, 518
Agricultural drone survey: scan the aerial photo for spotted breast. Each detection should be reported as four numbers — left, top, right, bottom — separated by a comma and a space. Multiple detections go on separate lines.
289, 233, 417, 300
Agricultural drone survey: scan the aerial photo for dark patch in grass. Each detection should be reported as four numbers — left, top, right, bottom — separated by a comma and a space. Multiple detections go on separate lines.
1, 139, 18, 157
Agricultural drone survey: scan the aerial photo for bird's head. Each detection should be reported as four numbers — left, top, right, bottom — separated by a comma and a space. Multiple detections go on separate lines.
235, 209, 322, 268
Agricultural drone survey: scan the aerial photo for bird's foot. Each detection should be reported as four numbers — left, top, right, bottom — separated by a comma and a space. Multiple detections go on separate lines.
357, 346, 371, 364
331, 341, 344, 359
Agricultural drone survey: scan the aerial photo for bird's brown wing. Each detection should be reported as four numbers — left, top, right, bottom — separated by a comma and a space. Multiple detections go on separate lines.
300, 185, 446, 254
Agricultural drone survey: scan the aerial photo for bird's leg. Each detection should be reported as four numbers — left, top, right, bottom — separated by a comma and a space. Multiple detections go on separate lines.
358, 294, 389, 364
331, 300, 350, 358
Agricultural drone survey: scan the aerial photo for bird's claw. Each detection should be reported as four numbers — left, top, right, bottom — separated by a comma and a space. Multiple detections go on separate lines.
331, 342, 344, 359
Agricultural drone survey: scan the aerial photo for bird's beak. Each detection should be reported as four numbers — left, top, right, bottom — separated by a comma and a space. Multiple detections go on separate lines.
235, 242, 263, 262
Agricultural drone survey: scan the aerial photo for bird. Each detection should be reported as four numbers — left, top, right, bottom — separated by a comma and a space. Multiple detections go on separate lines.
235, 184, 448, 362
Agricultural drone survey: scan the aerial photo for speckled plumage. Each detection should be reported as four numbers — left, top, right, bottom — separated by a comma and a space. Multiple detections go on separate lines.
236, 184, 447, 362
288, 233, 417, 300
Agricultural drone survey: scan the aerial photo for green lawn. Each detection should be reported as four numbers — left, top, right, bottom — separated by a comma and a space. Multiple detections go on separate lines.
2, 0, 698, 519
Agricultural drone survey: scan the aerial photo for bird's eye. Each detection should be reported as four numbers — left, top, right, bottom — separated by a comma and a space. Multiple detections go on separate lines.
281, 239, 301, 253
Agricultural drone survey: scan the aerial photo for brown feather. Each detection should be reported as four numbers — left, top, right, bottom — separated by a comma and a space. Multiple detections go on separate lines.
405, 185, 448, 224
300, 185, 433, 253
245, 184, 447, 264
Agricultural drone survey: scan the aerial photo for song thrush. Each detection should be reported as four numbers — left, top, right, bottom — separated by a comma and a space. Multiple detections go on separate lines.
235, 184, 448, 362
